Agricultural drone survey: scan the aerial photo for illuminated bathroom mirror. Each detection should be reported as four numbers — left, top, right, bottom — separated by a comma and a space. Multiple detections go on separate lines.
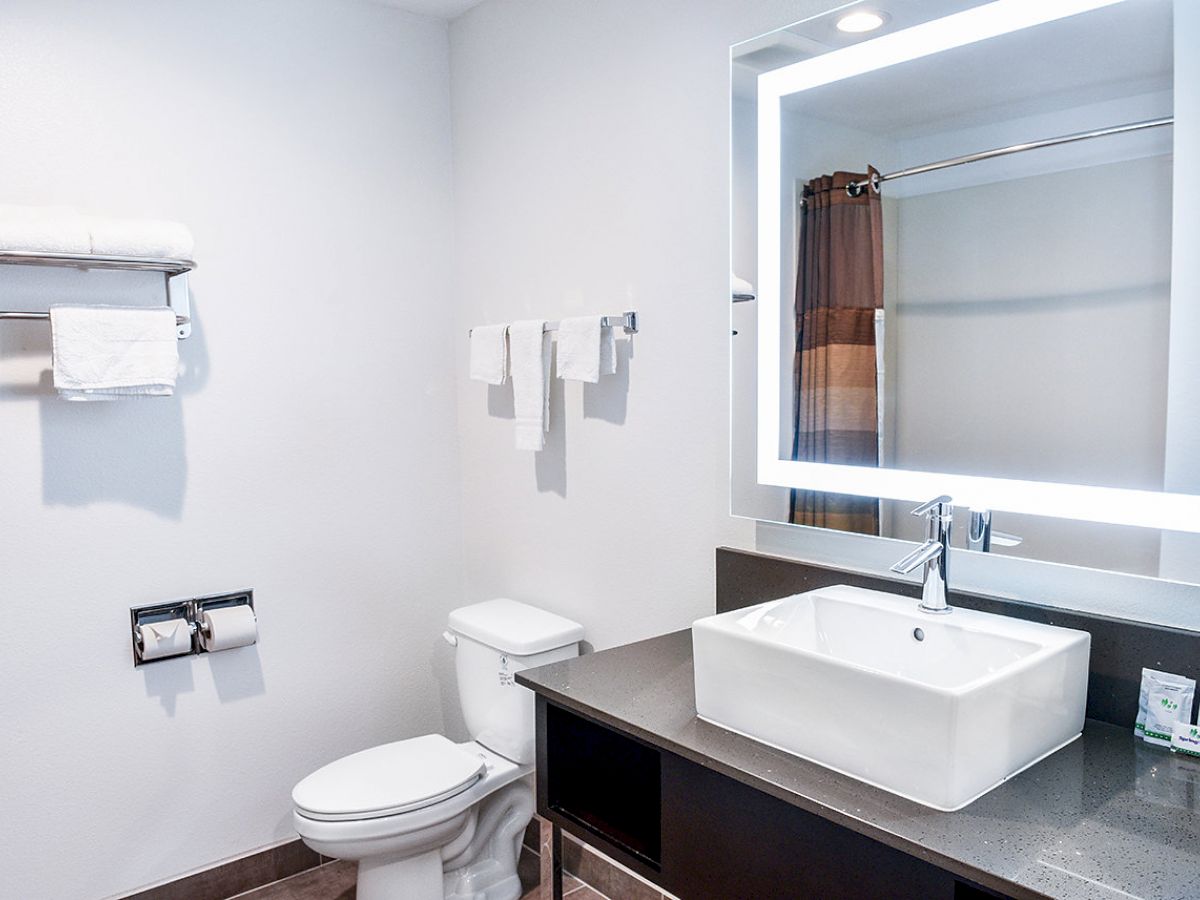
731, 0, 1199, 579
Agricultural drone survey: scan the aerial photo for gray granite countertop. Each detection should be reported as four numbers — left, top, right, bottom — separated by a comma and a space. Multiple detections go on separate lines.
517, 629, 1200, 900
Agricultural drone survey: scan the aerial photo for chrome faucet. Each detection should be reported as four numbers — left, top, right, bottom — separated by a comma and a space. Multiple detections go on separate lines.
890, 495, 953, 614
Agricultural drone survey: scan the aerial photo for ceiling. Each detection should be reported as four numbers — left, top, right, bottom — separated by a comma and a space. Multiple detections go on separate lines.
779, 0, 1173, 137
366, 0, 486, 18
733, 0, 1172, 114
732, 0, 979, 100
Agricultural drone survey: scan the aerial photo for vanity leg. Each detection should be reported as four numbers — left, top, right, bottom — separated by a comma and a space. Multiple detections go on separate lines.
551, 823, 564, 900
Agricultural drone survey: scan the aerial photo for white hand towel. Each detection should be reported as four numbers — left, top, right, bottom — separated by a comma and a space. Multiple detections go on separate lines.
86, 216, 194, 259
50, 305, 180, 401
0, 204, 91, 254
509, 319, 550, 450
556, 316, 616, 382
469, 324, 509, 384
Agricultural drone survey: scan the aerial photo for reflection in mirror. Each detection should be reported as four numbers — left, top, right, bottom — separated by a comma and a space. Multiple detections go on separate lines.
731, 0, 1193, 578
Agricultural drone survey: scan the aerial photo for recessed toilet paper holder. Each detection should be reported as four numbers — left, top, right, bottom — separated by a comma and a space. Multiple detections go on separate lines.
194, 591, 255, 654
130, 590, 255, 667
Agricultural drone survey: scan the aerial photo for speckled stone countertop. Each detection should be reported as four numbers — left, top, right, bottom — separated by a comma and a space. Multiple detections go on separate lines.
517, 630, 1200, 900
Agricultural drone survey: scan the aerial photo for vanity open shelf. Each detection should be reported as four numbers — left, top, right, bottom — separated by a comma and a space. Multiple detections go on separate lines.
544, 702, 662, 868
535, 695, 1010, 900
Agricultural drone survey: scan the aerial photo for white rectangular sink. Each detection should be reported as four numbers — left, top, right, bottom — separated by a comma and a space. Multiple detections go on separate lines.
693, 585, 1090, 811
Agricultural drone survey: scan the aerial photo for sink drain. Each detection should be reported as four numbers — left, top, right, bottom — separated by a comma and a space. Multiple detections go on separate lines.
912, 627, 925, 642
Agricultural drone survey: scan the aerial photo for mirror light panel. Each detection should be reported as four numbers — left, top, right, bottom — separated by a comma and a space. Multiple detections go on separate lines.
754, 0, 1200, 533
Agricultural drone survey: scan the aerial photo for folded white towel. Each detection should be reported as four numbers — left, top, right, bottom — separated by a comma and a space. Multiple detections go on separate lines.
509, 319, 550, 450
556, 316, 616, 382
86, 216, 194, 260
469, 324, 509, 385
0, 204, 91, 254
50, 305, 180, 401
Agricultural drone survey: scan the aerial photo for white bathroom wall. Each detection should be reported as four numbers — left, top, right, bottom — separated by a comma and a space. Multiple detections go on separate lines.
887, 155, 1172, 575
448, 0, 858, 652
450, 0, 1200, 649
0, 2, 462, 898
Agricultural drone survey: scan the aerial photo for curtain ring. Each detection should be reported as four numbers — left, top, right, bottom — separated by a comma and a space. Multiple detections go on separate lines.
869, 171, 881, 194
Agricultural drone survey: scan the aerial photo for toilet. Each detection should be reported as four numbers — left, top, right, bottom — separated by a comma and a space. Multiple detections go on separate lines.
292, 599, 583, 900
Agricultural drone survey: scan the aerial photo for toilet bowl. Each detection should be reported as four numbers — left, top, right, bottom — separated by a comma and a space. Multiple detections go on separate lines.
292, 599, 583, 900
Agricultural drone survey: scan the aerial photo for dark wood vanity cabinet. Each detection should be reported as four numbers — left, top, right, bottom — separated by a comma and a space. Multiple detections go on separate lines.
536, 698, 1017, 900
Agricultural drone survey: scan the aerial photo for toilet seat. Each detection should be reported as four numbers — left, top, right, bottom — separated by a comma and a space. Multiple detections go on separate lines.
293, 734, 486, 822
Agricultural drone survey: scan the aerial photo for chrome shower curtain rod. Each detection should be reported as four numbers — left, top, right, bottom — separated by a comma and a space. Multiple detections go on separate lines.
845, 116, 1174, 196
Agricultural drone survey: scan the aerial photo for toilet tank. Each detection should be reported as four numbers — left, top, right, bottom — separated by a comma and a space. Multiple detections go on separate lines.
448, 599, 584, 765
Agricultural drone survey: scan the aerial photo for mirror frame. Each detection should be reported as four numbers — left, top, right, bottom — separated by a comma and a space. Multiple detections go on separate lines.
754, 0, 1198, 533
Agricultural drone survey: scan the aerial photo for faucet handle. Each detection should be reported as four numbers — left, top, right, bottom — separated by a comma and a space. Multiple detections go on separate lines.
909, 495, 953, 518
990, 530, 1023, 547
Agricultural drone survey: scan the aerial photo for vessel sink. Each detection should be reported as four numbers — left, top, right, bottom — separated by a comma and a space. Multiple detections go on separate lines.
692, 585, 1090, 810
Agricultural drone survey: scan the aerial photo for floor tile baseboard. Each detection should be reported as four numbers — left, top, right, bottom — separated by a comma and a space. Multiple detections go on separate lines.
117, 840, 320, 900
119, 816, 670, 900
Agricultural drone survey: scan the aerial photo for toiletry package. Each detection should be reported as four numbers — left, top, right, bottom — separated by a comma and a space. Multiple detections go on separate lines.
1135, 668, 1196, 746
1171, 722, 1200, 758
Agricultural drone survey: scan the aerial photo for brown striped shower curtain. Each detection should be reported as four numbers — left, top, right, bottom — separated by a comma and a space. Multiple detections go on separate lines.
789, 169, 883, 534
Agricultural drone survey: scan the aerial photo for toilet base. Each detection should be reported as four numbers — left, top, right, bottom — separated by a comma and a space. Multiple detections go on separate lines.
443, 782, 533, 900
357, 849, 444, 900
321, 781, 532, 900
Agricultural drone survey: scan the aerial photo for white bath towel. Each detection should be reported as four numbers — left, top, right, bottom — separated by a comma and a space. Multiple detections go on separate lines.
509, 319, 550, 450
469, 324, 509, 385
50, 305, 180, 401
556, 316, 616, 382
86, 216, 194, 260
0, 204, 91, 254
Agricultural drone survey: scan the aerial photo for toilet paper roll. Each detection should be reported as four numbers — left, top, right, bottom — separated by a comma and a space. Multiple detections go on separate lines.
199, 605, 258, 652
138, 618, 192, 661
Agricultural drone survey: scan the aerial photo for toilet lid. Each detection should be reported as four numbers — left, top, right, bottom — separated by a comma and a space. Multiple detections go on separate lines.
292, 734, 486, 821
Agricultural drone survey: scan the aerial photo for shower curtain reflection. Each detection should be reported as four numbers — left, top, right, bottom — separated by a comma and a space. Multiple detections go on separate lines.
789, 168, 883, 534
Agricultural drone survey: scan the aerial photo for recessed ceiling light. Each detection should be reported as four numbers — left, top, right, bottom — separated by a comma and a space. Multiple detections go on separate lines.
836, 10, 888, 33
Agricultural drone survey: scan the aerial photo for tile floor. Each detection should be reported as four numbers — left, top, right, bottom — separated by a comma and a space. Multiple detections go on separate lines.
229, 854, 608, 900
227, 860, 355, 900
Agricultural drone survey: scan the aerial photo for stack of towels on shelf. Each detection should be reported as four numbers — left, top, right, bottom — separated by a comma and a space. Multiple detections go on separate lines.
0, 204, 193, 400
0, 204, 194, 259
469, 316, 619, 451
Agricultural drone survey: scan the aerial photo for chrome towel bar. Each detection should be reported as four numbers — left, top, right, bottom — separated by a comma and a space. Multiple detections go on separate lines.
469, 310, 638, 336
0, 249, 196, 339
0, 309, 189, 325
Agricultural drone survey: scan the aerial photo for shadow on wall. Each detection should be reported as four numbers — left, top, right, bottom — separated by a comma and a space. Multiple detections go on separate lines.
0, 268, 208, 518
39, 383, 189, 517
485, 347, 567, 497
209, 643, 267, 704
582, 339, 632, 424
35, 294, 209, 519
483, 339, 634, 498
140, 642, 267, 716
431, 633, 468, 742
894, 282, 1171, 316
537, 358, 566, 497
141, 654, 195, 717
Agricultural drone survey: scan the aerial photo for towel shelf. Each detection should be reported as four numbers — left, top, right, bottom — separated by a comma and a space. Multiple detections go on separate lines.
0, 249, 195, 339
0, 250, 195, 275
